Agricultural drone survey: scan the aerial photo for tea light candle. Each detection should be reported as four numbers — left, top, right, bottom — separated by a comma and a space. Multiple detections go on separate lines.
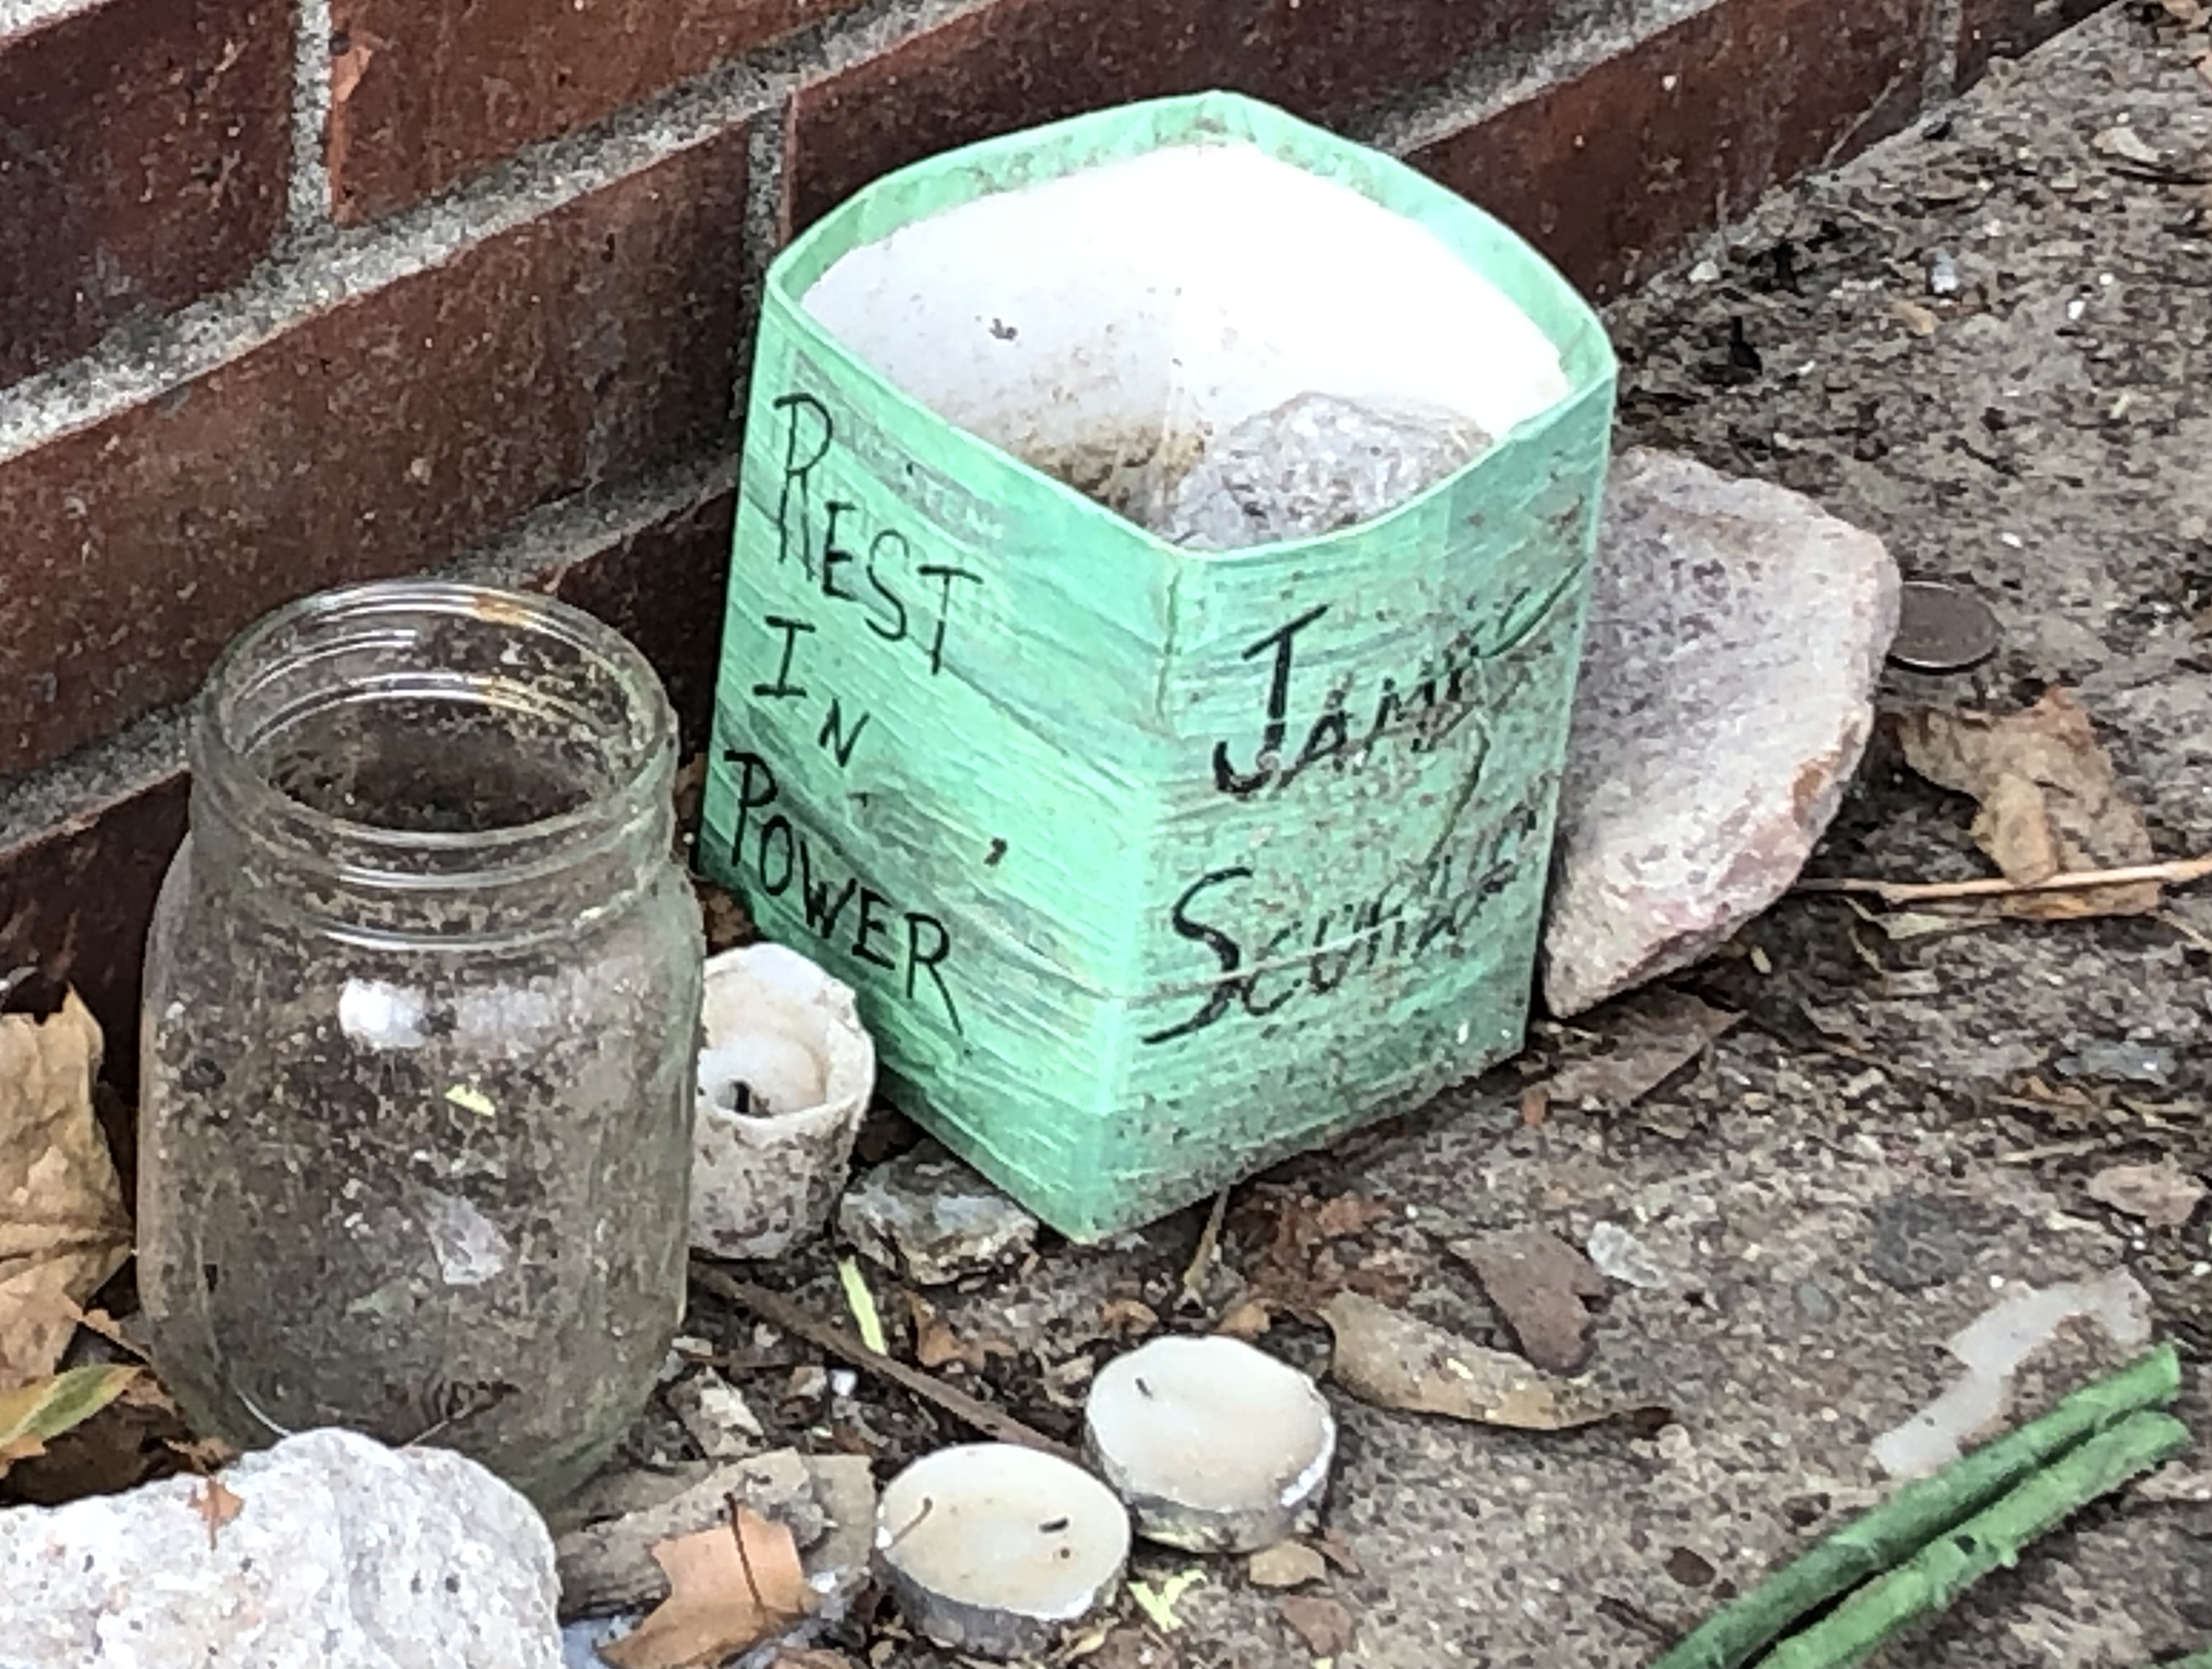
689, 943, 876, 1261
1084, 1335, 1335, 1552
876, 1443, 1130, 1661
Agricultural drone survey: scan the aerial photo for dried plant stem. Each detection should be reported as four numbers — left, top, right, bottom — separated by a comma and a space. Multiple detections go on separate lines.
1797, 852, 2212, 907
691, 1262, 1078, 1464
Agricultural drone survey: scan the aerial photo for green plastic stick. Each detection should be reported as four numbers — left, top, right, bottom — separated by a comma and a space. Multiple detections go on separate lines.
1649, 1345, 2183, 1669
2138, 1653, 2212, 1669
1760, 1410, 2191, 1669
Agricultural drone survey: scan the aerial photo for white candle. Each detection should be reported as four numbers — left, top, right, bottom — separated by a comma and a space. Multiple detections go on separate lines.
689, 943, 876, 1261
875, 1444, 1130, 1660
1085, 1335, 1335, 1553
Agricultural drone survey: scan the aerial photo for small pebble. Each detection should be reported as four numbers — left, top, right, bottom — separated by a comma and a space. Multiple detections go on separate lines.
2055, 1040, 2178, 1087
669, 1369, 766, 1461
1587, 1221, 1668, 1289
839, 1142, 1040, 1286
1794, 1281, 1840, 1323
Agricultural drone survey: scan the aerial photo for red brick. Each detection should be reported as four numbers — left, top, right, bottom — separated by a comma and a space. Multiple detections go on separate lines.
0, 0, 290, 391
783, 0, 1565, 231
327, 0, 862, 223
1957, 0, 2111, 88
0, 124, 752, 783
539, 486, 737, 749
1412, 0, 1935, 301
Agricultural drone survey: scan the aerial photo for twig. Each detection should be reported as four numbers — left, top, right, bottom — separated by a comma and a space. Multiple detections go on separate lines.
1997, 1136, 2122, 1166
1179, 1189, 1231, 1311
1650, 1346, 2182, 1669
1796, 852, 2212, 907
690, 1262, 1078, 1464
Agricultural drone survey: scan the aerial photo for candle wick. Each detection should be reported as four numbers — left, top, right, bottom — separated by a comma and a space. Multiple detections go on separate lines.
886, 1495, 936, 1550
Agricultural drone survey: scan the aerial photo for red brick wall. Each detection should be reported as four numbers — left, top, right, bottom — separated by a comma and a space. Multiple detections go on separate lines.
0, 0, 2104, 1065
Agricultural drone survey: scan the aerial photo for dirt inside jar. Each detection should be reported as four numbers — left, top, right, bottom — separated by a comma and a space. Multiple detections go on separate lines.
139, 701, 700, 1507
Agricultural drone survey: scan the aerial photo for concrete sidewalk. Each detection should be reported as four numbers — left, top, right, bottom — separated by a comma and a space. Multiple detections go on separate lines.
836, 9, 2212, 1663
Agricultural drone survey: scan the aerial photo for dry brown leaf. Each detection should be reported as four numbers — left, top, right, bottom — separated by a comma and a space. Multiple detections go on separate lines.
1890, 298, 1939, 336
1278, 1594, 1358, 1658
1449, 1228, 1609, 1374
1518, 1085, 1549, 1128
1311, 1531, 1363, 1577
1541, 990, 1741, 1113
1099, 1298, 1160, 1337
1322, 1291, 1652, 1431
0, 1362, 139, 1475
193, 1476, 244, 1548
1312, 1195, 1393, 1239
901, 1294, 1014, 1375
167, 1432, 243, 1471
904, 1293, 964, 1370
2086, 1161, 2206, 1229
0, 993, 133, 1393
68, 1305, 144, 1358
1214, 1299, 1273, 1341
600, 1506, 814, 1669
1246, 1540, 1328, 1590
1896, 690, 2159, 919
1232, 1185, 1408, 1320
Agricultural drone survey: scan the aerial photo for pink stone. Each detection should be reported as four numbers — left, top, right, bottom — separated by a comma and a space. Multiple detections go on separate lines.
1541, 449, 1900, 1017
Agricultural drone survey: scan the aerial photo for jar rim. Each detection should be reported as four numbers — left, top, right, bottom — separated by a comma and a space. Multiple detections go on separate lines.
195, 580, 677, 872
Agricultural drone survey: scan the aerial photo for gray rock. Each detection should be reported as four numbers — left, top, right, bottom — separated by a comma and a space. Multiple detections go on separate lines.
838, 1141, 1039, 1286
563, 1619, 630, 1668
2056, 1040, 2179, 1087
1543, 449, 1900, 1016
0, 1428, 559, 1669
803, 1453, 880, 1604
667, 1368, 766, 1460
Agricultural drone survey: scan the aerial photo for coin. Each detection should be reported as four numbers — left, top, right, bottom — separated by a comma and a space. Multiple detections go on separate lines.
1888, 581, 2000, 673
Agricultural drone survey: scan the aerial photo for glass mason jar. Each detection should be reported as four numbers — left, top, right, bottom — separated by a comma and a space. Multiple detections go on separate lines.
138, 581, 703, 1506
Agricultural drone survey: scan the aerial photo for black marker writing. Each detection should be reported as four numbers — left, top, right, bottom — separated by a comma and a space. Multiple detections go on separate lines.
753, 616, 816, 701
723, 748, 962, 1033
